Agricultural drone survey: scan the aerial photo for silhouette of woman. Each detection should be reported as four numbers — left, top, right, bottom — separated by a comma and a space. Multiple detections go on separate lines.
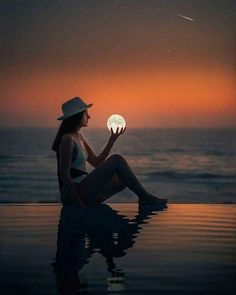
52, 97, 167, 207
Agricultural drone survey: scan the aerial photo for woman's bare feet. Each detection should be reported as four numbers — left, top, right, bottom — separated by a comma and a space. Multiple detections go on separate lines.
139, 193, 168, 205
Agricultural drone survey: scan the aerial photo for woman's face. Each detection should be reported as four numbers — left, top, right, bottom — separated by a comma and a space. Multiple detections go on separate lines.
80, 110, 90, 127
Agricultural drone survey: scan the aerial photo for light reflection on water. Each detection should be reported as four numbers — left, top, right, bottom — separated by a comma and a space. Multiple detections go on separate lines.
0, 204, 235, 294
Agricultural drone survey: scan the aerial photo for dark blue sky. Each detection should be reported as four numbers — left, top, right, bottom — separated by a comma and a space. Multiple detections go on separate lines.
1, 0, 235, 72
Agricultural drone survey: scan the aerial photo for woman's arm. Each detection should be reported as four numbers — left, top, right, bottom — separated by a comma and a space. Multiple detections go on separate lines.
82, 127, 126, 167
59, 134, 85, 207
82, 137, 113, 167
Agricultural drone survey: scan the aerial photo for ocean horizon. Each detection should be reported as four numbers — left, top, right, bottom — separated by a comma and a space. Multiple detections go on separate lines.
0, 127, 235, 204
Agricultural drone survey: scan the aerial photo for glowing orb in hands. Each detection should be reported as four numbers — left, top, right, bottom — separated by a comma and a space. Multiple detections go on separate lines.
107, 114, 126, 132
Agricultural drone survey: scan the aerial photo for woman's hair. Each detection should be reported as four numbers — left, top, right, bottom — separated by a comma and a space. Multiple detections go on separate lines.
52, 111, 85, 152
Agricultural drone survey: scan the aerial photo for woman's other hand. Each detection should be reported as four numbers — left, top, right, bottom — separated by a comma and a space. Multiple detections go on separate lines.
109, 126, 126, 143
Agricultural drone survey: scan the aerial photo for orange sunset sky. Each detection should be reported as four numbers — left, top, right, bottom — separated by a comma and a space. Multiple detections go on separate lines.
1, 0, 236, 128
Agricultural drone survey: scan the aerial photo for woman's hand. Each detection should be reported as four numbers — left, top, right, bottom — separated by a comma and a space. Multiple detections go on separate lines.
109, 126, 126, 143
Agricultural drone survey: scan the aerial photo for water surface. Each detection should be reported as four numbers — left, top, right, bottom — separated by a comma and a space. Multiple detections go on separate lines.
0, 203, 235, 294
0, 128, 235, 203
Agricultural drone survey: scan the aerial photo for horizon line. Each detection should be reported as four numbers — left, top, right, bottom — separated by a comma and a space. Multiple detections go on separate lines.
0, 126, 236, 130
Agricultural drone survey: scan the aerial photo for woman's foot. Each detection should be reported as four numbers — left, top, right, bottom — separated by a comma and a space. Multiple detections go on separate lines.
139, 194, 168, 205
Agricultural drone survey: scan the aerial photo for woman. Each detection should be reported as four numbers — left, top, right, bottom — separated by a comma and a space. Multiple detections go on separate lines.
52, 97, 167, 207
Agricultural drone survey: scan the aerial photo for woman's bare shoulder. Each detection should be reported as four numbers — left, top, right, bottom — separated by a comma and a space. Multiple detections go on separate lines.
60, 134, 76, 146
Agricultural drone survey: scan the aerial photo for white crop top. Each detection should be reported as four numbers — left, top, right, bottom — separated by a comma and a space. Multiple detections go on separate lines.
71, 135, 88, 183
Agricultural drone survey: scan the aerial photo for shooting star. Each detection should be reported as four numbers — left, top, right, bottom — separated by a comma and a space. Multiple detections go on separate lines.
173, 12, 194, 22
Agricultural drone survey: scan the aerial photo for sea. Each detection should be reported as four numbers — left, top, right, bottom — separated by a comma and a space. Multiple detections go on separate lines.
0, 127, 235, 204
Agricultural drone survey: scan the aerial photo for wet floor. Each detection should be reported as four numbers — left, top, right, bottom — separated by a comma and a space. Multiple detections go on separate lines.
0, 203, 236, 294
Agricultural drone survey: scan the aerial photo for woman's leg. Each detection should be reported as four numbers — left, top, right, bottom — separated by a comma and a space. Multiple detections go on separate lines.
76, 154, 167, 205
94, 174, 126, 204
76, 154, 148, 203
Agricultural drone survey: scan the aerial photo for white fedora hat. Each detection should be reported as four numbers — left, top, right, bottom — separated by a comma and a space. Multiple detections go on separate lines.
57, 97, 93, 120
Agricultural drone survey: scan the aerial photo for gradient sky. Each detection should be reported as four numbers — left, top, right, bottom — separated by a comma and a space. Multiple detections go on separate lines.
1, 0, 235, 128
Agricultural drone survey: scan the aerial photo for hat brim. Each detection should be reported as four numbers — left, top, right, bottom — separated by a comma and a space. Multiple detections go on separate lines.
57, 103, 93, 120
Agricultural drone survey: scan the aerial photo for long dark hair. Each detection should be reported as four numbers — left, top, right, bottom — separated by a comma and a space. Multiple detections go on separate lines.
52, 111, 85, 152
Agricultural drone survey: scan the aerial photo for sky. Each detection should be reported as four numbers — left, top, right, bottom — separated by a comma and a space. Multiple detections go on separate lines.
1, 0, 236, 128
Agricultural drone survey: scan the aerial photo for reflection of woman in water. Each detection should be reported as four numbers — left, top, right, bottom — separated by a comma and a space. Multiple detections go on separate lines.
53, 203, 166, 294
52, 97, 167, 206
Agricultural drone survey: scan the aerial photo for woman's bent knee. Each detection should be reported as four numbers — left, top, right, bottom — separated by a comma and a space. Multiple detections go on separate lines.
108, 154, 126, 164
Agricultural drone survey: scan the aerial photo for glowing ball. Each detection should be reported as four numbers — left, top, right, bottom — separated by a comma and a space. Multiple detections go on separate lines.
107, 114, 126, 132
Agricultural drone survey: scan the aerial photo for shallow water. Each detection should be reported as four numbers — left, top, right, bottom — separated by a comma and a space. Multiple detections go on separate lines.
0, 127, 235, 203
0, 203, 235, 294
